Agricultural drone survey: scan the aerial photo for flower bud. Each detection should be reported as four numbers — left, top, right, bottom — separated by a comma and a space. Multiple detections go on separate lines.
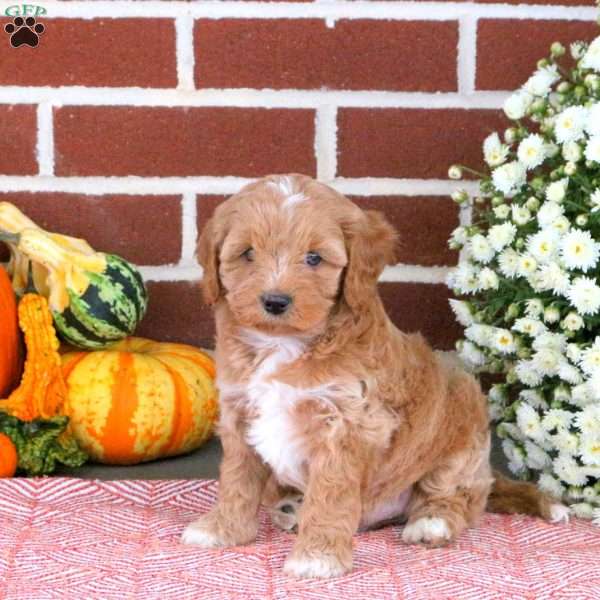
550, 42, 565, 57
515, 238, 525, 250
564, 161, 577, 175
507, 303, 520, 319
574, 85, 586, 99
525, 196, 540, 211
491, 196, 505, 207
451, 189, 470, 204
504, 128, 518, 144
493, 204, 510, 219
544, 306, 561, 324
517, 348, 532, 360
557, 81, 572, 93
448, 165, 463, 180
531, 177, 545, 191
576, 214, 588, 227
570, 42, 586, 60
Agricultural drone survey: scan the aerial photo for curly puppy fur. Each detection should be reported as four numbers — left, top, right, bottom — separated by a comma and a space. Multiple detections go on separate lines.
182, 174, 568, 578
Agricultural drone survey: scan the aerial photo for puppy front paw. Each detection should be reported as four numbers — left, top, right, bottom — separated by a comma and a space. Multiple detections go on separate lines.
402, 516, 452, 547
181, 516, 226, 548
283, 551, 349, 579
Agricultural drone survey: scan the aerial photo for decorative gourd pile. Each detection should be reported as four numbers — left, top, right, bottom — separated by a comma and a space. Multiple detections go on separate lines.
0, 203, 218, 469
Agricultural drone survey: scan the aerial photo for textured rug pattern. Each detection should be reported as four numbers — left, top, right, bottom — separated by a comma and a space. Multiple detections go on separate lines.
0, 478, 599, 600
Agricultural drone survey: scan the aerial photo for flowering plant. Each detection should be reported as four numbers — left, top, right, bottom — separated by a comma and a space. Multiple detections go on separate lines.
447, 25, 600, 522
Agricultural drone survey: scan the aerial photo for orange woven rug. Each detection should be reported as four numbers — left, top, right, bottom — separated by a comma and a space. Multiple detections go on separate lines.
0, 478, 598, 600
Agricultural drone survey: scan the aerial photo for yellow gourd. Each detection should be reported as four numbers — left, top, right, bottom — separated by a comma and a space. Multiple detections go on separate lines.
61, 338, 218, 464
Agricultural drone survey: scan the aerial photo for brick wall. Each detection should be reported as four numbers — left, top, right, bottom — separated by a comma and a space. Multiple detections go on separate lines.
0, 1, 597, 350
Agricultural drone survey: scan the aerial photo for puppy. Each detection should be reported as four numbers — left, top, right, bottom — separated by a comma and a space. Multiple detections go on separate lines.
182, 174, 568, 579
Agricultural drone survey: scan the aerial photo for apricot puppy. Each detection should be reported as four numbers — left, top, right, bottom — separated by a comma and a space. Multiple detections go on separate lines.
182, 174, 568, 579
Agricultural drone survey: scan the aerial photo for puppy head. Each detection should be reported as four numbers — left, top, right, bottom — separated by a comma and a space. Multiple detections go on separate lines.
198, 175, 397, 335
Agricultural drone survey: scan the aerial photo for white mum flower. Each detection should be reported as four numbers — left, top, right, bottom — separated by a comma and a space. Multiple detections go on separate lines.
483, 132, 509, 167
515, 360, 544, 386
518, 134, 547, 170
525, 299, 544, 318
562, 141, 582, 162
513, 317, 546, 337
579, 435, 600, 466
525, 440, 552, 469
554, 106, 588, 144
586, 372, 600, 402
559, 362, 584, 385
532, 348, 563, 377
536, 262, 570, 295
464, 324, 493, 347
551, 216, 571, 235
519, 389, 547, 409
562, 312, 584, 332
567, 343, 582, 363
574, 404, 600, 436
581, 35, 600, 72
503, 90, 533, 120
470, 234, 494, 264
491, 327, 516, 354
533, 331, 567, 353
498, 248, 520, 278
542, 409, 573, 432
489, 384, 508, 404
571, 383, 596, 407
571, 41, 587, 60
579, 338, 600, 377
538, 473, 565, 499
584, 135, 600, 163
516, 402, 545, 441
589, 188, 600, 212
450, 263, 481, 294
524, 65, 559, 97
480, 267, 499, 290
449, 299, 475, 327
517, 254, 537, 277
586, 103, 600, 137
499, 422, 527, 442
537, 202, 564, 228
494, 204, 511, 220
553, 432, 580, 456
567, 277, 600, 316
560, 229, 600, 272
458, 340, 487, 368
527, 229, 560, 264
492, 161, 527, 196
488, 223, 516, 251
512, 205, 531, 225
502, 439, 526, 473
545, 178, 568, 203
450, 226, 469, 247
553, 454, 588, 486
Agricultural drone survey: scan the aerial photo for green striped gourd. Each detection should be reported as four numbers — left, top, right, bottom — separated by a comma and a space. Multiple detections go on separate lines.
0, 227, 148, 349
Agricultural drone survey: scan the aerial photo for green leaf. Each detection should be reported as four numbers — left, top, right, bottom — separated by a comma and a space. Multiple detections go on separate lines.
0, 412, 88, 476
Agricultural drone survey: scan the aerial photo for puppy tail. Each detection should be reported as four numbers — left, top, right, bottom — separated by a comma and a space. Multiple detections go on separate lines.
486, 470, 569, 523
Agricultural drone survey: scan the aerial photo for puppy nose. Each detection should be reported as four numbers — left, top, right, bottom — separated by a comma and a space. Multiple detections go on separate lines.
261, 293, 292, 315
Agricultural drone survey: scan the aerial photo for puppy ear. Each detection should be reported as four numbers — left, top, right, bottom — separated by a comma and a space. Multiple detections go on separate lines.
197, 216, 222, 306
342, 210, 397, 314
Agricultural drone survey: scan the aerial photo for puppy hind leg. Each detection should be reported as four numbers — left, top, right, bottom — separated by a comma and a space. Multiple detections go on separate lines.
402, 435, 493, 548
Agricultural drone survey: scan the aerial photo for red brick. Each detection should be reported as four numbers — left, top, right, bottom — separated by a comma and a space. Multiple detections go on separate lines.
380, 283, 461, 350
337, 108, 507, 179
0, 193, 181, 265
0, 19, 176, 88
351, 196, 458, 267
54, 107, 316, 177
138, 281, 215, 348
0, 105, 37, 175
194, 19, 458, 91
477, 20, 598, 91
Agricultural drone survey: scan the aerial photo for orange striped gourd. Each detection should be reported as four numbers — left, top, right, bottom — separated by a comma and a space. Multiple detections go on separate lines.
61, 337, 218, 464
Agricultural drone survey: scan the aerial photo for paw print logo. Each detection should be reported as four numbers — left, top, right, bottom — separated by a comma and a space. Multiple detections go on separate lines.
4, 16, 45, 48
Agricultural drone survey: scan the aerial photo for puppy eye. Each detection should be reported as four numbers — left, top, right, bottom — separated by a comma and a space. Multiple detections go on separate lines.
242, 247, 255, 262
305, 251, 322, 267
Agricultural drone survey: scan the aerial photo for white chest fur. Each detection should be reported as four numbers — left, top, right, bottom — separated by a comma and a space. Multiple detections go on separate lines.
242, 330, 309, 490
